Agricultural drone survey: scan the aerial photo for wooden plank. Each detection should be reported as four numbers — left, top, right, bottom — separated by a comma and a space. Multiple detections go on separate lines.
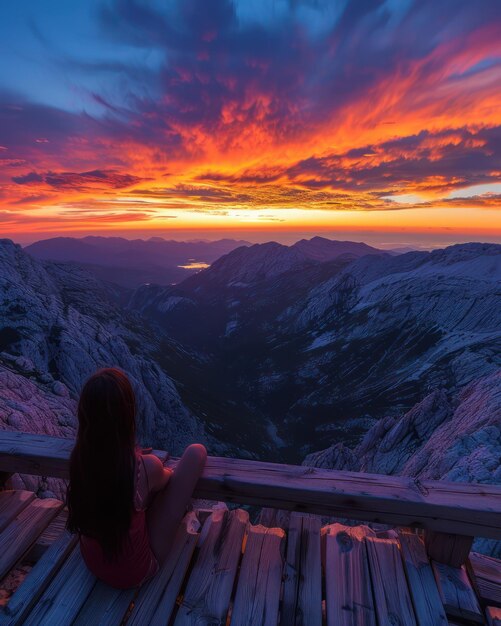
189, 459, 501, 539
22, 546, 96, 625
323, 523, 376, 626
487, 606, 501, 625
1, 431, 501, 539
258, 507, 291, 530
129, 512, 200, 626
230, 525, 285, 626
174, 508, 248, 625
398, 530, 448, 626
281, 513, 322, 626
0, 491, 35, 533
28, 508, 68, 562
2, 530, 77, 626
0, 497, 62, 580
366, 536, 417, 626
432, 561, 483, 623
424, 531, 473, 566
0, 431, 167, 479
470, 552, 501, 607
72, 581, 135, 626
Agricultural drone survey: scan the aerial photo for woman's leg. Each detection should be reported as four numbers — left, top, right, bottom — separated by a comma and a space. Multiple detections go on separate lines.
146, 443, 207, 564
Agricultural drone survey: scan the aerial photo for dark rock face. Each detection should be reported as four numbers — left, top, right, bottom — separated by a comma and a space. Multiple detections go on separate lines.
0, 239, 204, 454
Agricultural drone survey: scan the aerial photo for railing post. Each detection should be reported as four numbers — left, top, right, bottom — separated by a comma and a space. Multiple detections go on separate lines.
424, 530, 474, 567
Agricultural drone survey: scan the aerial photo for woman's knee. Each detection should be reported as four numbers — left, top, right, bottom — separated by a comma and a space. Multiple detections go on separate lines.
182, 443, 207, 469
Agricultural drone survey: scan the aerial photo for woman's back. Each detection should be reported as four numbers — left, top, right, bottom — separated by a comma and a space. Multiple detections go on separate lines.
80, 450, 158, 589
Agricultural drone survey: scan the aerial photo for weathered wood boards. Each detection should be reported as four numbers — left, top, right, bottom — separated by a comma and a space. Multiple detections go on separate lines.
188, 458, 501, 539
174, 508, 248, 625
0, 490, 34, 533
1, 431, 501, 539
29, 508, 68, 561
0, 431, 75, 479
72, 580, 135, 626
470, 552, 501, 607
231, 525, 285, 626
0, 490, 500, 626
22, 546, 96, 625
323, 523, 377, 626
128, 512, 199, 626
398, 530, 448, 626
0, 497, 62, 580
281, 513, 322, 626
432, 561, 484, 623
366, 536, 417, 626
0, 431, 167, 479
2, 530, 77, 626
424, 530, 473, 567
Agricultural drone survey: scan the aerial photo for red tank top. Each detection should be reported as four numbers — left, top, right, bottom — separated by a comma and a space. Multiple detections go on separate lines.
80, 452, 157, 589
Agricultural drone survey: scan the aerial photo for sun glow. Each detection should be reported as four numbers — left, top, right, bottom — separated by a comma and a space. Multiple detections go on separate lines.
0, 0, 500, 243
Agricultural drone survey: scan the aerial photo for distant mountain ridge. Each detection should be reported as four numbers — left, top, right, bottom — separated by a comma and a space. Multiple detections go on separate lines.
24, 236, 251, 288
178, 236, 387, 289
24, 235, 387, 289
292, 236, 384, 261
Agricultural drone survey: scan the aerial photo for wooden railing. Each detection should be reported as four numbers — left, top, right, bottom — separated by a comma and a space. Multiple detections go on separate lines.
0, 430, 500, 565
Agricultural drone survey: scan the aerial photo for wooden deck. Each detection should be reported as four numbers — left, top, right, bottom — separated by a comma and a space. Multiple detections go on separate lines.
0, 490, 500, 625
0, 431, 500, 624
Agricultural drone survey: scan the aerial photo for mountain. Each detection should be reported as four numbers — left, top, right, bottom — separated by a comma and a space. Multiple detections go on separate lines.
178, 237, 387, 289
129, 241, 501, 460
24, 236, 250, 288
0, 239, 204, 456
292, 236, 383, 261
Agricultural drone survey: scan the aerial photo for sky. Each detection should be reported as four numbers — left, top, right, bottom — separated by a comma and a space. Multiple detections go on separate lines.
0, 0, 500, 246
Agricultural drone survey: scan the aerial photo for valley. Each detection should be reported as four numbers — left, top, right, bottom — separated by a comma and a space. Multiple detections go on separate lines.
0, 236, 499, 504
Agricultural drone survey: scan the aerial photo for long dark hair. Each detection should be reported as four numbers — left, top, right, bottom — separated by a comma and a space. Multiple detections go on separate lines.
67, 368, 137, 560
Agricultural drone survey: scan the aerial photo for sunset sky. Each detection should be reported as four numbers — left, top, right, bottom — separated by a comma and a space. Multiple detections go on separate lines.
1, 0, 500, 246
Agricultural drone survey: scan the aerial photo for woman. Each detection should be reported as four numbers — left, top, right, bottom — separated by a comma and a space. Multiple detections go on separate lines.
66, 368, 207, 589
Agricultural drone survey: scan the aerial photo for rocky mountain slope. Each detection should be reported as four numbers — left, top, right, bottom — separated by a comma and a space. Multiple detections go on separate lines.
0, 239, 205, 454
304, 370, 501, 555
304, 370, 501, 483
129, 241, 501, 460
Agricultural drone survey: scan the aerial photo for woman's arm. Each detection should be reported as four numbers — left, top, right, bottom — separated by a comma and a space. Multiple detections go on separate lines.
142, 454, 173, 493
